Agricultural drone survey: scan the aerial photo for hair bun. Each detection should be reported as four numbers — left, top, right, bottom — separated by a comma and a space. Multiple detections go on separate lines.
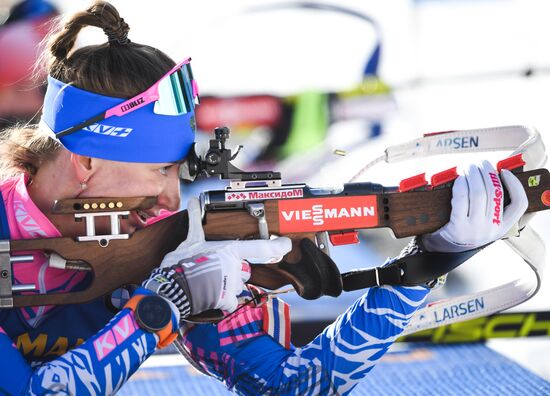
44, 0, 174, 99
88, 1, 130, 45
103, 17, 130, 45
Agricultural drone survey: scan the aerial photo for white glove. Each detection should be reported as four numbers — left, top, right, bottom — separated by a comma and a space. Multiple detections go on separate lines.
421, 160, 528, 253
156, 198, 291, 315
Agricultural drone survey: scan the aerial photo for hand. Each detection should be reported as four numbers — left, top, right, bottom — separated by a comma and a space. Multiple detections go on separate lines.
144, 198, 291, 318
421, 160, 528, 253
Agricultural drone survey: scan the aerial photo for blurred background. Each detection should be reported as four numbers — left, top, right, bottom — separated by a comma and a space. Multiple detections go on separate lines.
2, 0, 550, 387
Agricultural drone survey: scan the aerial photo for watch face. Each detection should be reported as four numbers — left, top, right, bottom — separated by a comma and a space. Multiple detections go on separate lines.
136, 295, 172, 332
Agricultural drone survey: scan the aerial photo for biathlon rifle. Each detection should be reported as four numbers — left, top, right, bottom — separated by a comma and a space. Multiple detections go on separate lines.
2, 126, 549, 320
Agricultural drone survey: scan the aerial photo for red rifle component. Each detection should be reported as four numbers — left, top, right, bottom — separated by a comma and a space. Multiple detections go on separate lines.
497, 153, 526, 173
329, 231, 360, 246
399, 173, 428, 192
431, 167, 458, 187
277, 196, 379, 233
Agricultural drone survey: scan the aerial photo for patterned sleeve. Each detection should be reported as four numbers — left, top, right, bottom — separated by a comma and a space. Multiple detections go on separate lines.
0, 289, 173, 396
261, 284, 429, 395
180, 238, 432, 395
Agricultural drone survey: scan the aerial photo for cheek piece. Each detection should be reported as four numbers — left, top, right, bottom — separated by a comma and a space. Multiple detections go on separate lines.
39, 57, 199, 163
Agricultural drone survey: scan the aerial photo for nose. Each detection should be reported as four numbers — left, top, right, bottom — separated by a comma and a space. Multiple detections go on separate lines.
156, 172, 181, 212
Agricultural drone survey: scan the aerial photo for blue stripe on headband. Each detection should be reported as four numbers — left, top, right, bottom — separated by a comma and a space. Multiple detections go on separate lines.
40, 76, 196, 163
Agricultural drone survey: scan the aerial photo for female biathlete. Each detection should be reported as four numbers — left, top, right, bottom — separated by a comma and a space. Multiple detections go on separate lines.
0, 2, 528, 395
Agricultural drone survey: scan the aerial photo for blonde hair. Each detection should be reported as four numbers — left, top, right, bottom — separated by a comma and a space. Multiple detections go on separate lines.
0, 125, 61, 179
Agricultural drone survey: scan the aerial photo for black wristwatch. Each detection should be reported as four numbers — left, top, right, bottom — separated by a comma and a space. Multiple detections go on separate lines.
133, 294, 172, 333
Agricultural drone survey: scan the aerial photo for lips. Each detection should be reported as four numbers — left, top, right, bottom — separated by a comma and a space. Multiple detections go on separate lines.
126, 209, 158, 231
137, 209, 152, 223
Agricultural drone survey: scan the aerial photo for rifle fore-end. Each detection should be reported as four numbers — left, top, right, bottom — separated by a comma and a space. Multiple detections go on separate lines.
202, 168, 550, 256
203, 209, 314, 263
203, 209, 317, 294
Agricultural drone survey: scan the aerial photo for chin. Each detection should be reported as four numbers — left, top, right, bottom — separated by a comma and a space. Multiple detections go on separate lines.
120, 224, 137, 234
120, 220, 142, 235
127, 219, 151, 233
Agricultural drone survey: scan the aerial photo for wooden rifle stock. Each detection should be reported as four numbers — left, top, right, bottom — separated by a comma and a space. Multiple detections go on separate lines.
10, 213, 189, 306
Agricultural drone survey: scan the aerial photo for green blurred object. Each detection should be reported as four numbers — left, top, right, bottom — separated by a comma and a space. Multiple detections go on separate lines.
281, 91, 329, 158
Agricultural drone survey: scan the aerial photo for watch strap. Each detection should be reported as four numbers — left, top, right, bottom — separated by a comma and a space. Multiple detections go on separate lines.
124, 293, 178, 349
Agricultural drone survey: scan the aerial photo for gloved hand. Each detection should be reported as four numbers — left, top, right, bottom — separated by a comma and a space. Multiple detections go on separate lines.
143, 198, 292, 319
421, 160, 528, 253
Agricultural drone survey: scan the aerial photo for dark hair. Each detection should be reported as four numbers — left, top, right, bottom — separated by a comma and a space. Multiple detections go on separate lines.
1, 1, 176, 179
47, 1, 175, 97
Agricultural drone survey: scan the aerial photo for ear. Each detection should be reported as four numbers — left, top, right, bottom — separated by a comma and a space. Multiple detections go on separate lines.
70, 153, 94, 183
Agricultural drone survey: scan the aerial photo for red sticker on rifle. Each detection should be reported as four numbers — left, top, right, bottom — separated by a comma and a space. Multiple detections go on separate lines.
278, 196, 379, 233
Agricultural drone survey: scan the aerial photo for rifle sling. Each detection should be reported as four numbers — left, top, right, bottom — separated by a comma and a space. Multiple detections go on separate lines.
341, 248, 481, 291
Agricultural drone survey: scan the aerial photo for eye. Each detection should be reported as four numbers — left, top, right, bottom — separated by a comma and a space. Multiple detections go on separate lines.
159, 165, 172, 176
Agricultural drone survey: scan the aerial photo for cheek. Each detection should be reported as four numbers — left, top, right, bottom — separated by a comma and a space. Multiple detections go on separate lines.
91, 169, 162, 197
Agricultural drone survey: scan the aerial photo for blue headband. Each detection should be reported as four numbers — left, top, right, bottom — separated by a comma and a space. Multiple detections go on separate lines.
40, 76, 196, 163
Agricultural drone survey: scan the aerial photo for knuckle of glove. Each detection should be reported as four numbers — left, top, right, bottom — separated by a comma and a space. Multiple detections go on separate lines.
160, 252, 180, 268
469, 181, 486, 198
217, 295, 238, 313
215, 258, 246, 313
184, 251, 243, 314
442, 227, 476, 247
186, 260, 224, 314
